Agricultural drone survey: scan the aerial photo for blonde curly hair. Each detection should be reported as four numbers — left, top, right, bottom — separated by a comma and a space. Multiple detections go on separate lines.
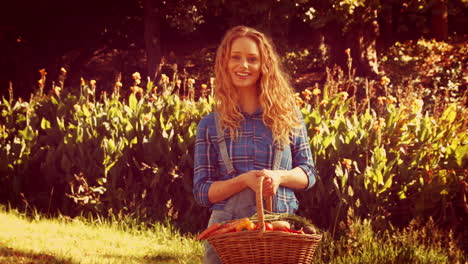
214, 25, 301, 146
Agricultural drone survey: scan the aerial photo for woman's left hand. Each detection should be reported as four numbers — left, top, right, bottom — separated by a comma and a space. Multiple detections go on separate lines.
258, 169, 282, 196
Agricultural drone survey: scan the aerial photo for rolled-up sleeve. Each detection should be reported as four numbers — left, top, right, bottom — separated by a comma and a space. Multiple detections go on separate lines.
193, 115, 217, 207
292, 118, 318, 190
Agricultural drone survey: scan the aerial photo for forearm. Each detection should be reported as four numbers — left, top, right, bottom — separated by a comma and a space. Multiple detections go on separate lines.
278, 167, 309, 190
208, 174, 248, 204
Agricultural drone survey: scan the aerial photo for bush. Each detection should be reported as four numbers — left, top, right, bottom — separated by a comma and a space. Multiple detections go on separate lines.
295, 65, 467, 253
0, 55, 466, 252
0, 74, 213, 233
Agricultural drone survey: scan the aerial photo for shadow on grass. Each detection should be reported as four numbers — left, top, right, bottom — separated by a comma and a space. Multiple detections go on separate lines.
95, 253, 176, 263
0, 245, 74, 264
144, 255, 202, 264
98, 252, 202, 264
0, 245, 202, 264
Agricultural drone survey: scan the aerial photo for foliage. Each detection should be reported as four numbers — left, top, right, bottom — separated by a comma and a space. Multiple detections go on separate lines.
298, 0, 466, 33
161, 0, 207, 33
380, 38, 467, 109
0, 58, 466, 250
0, 72, 213, 233
314, 209, 466, 264
282, 48, 328, 84
295, 61, 467, 249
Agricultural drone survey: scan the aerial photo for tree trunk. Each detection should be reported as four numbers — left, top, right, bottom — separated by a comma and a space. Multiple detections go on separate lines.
143, 0, 162, 82
347, 9, 380, 79
323, 21, 347, 70
431, 0, 448, 40
358, 18, 380, 78
380, 2, 394, 48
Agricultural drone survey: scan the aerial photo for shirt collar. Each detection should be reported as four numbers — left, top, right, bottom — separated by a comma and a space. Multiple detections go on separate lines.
241, 107, 263, 118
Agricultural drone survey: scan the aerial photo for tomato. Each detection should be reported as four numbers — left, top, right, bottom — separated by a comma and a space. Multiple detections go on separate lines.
255, 222, 274, 231
288, 228, 305, 234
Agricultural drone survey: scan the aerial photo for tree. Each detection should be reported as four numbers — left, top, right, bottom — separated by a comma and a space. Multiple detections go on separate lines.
1, 0, 145, 96
294, 0, 461, 78
431, 0, 448, 40
143, 0, 162, 82
298, 0, 382, 78
141, 0, 207, 84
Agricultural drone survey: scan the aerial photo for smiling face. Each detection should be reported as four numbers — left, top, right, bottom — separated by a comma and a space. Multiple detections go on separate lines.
228, 37, 261, 91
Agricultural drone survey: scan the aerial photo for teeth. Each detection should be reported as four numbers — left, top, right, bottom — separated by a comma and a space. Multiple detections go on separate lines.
236, 72, 250, 77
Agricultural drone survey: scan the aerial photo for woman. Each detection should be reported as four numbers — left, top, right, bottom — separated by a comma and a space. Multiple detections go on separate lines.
193, 25, 317, 264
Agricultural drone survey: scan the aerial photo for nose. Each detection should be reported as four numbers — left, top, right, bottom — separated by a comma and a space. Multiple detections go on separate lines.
240, 58, 248, 68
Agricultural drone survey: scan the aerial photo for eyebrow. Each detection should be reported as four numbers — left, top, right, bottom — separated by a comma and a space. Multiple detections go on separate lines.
230, 51, 259, 56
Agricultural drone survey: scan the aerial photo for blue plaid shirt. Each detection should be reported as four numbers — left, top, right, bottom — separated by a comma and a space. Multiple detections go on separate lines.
193, 108, 317, 213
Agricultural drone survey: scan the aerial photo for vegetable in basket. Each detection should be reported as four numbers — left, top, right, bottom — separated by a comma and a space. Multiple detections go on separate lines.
235, 218, 255, 232
271, 220, 291, 231
196, 219, 241, 240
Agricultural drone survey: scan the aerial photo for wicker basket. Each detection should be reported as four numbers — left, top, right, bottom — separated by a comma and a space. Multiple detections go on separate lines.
207, 177, 322, 264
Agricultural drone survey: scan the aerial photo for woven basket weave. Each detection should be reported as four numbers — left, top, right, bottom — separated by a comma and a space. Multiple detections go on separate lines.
207, 177, 322, 264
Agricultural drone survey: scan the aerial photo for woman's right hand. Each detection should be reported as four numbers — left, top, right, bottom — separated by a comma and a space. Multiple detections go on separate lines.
208, 170, 262, 204
241, 170, 263, 191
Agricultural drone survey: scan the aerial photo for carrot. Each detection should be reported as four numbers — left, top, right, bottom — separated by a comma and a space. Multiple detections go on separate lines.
196, 219, 239, 240
197, 219, 242, 240
205, 224, 236, 238
204, 219, 241, 239
196, 222, 222, 240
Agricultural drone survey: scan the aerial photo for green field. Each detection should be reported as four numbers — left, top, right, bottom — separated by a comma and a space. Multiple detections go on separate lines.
0, 208, 203, 264
1, 207, 465, 264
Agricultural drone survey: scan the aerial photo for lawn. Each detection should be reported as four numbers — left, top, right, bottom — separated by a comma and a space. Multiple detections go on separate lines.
1, 207, 465, 264
0, 208, 204, 264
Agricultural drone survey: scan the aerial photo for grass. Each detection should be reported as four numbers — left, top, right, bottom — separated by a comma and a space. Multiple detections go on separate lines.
1, 206, 465, 264
313, 216, 467, 264
0, 207, 204, 264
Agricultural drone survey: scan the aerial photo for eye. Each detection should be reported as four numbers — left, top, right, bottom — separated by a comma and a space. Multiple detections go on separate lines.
248, 57, 259, 63
230, 55, 241, 60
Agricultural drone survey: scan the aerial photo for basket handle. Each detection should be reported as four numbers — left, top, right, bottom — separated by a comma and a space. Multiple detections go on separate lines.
256, 176, 272, 233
